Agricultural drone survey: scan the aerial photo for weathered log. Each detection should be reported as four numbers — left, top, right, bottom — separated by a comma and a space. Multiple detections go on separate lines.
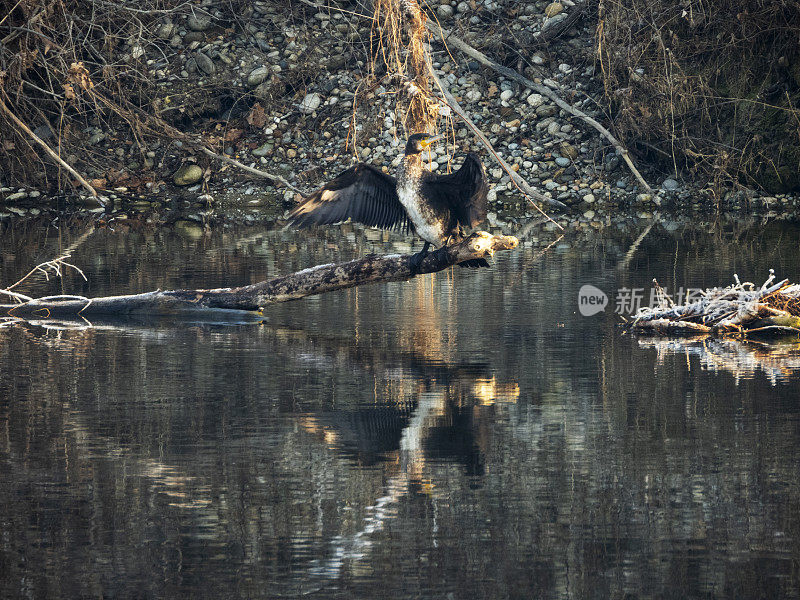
1, 232, 518, 319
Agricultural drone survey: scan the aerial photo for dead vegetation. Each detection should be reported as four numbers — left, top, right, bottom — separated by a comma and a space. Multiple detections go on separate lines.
628, 272, 800, 338
0, 0, 346, 194
598, 0, 800, 193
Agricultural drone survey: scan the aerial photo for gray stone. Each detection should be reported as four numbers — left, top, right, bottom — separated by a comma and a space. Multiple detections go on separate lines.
555, 157, 571, 167
604, 154, 621, 171
33, 124, 54, 140
4, 191, 28, 201
195, 52, 215, 75
535, 104, 557, 117
173, 164, 203, 186
526, 93, 544, 108
661, 178, 679, 191
437, 4, 454, 18
252, 141, 273, 157
157, 23, 176, 40
465, 89, 481, 102
500, 89, 514, 102
299, 92, 322, 113
247, 66, 270, 87
187, 13, 212, 32
183, 31, 205, 44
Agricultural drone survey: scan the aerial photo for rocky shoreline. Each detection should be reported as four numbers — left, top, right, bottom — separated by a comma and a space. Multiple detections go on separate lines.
1, 0, 798, 226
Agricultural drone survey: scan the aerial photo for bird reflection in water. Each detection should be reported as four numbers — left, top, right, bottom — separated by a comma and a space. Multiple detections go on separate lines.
298, 353, 519, 580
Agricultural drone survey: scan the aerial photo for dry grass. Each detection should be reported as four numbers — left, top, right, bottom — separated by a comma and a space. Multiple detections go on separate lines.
598, 0, 800, 193
368, 0, 441, 136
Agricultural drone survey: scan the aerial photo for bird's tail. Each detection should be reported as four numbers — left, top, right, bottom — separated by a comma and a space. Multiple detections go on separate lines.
458, 258, 490, 269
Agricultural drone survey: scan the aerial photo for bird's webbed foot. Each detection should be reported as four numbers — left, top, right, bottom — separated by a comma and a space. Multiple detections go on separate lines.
408, 241, 431, 275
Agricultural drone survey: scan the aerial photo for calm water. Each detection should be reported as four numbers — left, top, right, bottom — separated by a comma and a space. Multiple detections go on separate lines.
2, 214, 800, 599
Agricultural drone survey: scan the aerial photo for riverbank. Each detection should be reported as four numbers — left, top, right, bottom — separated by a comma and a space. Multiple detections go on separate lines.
1, 0, 798, 219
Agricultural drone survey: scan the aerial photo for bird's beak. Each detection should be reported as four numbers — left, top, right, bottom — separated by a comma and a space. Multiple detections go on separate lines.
422, 134, 444, 148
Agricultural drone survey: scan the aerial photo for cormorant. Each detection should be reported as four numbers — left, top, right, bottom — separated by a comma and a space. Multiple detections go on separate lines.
288, 133, 489, 270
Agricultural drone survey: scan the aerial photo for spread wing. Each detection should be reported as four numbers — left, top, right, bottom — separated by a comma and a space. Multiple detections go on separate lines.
289, 164, 410, 232
421, 153, 488, 228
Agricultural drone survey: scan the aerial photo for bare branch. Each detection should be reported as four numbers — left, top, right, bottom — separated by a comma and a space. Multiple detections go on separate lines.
427, 21, 652, 192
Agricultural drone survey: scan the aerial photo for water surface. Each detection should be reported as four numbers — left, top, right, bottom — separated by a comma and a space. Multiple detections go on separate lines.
2, 214, 800, 598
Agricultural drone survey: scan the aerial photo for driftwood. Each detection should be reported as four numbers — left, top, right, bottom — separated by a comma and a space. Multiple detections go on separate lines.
1, 232, 518, 319
627, 273, 800, 339
198, 146, 307, 195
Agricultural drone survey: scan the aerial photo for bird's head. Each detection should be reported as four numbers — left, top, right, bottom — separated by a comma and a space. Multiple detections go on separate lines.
404, 132, 444, 155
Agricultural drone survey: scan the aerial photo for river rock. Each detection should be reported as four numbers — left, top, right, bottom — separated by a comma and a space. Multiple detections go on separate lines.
157, 23, 175, 40
252, 141, 273, 157
173, 164, 203, 186
662, 178, 679, 191
526, 93, 544, 108
536, 104, 557, 117
299, 92, 322, 114
183, 31, 205, 44
465, 89, 482, 102
544, 2, 564, 18
437, 4, 453, 18
187, 13, 211, 31
195, 52, 215, 75
559, 142, 578, 159
247, 66, 270, 87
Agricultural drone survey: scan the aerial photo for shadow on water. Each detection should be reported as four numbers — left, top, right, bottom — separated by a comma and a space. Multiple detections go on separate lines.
2, 214, 800, 598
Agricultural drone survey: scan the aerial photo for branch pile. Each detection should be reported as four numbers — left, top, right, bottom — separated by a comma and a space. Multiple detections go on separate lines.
628, 272, 800, 337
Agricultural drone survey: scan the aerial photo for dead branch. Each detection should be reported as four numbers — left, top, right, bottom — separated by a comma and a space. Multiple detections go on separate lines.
428, 21, 652, 192
198, 147, 307, 195
426, 65, 568, 216
0, 95, 100, 200
1, 232, 518, 319
628, 273, 800, 339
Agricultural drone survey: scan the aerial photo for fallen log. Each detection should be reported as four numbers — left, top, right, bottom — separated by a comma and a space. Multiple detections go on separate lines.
1, 232, 518, 319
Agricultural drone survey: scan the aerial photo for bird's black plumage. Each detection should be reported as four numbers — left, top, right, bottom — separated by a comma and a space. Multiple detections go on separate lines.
420, 152, 488, 233
289, 133, 489, 268
288, 164, 411, 233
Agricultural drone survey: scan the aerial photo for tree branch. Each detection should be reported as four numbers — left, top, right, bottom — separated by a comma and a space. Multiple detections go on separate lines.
427, 21, 652, 192
1, 232, 518, 319
0, 95, 100, 200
